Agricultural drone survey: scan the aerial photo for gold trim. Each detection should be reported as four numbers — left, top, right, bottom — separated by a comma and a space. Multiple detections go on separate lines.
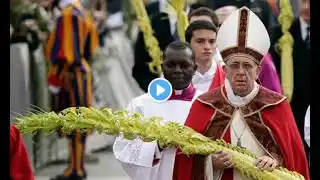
243, 96, 286, 117
223, 53, 260, 65
197, 86, 287, 117
204, 110, 217, 133
258, 111, 283, 165
197, 97, 232, 118
220, 109, 238, 139
238, 110, 271, 157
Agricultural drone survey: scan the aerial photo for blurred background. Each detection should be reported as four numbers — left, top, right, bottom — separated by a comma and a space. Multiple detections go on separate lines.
9, 0, 306, 179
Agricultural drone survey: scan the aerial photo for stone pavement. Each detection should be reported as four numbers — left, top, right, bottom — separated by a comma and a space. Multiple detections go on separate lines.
36, 152, 130, 180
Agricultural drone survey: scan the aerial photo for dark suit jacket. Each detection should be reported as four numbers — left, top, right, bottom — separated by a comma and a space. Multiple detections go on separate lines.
269, 18, 311, 142
145, 1, 160, 16
133, 12, 176, 92
210, 0, 274, 32
246, 0, 274, 33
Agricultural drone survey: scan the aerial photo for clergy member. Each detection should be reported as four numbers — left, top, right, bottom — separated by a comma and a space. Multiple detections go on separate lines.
214, 4, 282, 93
185, 20, 225, 92
113, 41, 203, 180
173, 7, 309, 180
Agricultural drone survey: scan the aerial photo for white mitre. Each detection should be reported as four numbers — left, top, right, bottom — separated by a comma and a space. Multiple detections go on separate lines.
216, 6, 270, 64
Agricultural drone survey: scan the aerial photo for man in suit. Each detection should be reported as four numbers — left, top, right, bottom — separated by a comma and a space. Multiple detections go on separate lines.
133, 0, 197, 92
209, 0, 275, 33
269, 0, 310, 159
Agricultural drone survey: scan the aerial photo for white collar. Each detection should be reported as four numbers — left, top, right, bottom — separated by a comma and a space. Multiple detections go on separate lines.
224, 79, 259, 106
299, 17, 309, 39
195, 60, 217, 77
300, 16, 309, 28
159, 0, 166, 12
174, 89, 183, 95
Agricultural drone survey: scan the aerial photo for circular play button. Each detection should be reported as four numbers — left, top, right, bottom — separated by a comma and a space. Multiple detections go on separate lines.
148, 78, 173, 102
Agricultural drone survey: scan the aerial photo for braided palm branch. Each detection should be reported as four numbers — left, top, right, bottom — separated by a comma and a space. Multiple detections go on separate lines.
14, 107, 304, 180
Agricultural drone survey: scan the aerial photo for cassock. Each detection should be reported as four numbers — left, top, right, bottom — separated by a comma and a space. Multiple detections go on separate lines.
192, 61, 225, 92
173, 7, 309, 180
10, 124, 34, 180
258, 53, 282, 93
113, 84, 203, 180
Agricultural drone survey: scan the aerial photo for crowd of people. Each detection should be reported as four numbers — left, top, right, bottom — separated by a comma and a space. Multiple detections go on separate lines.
10, 0, 311, 180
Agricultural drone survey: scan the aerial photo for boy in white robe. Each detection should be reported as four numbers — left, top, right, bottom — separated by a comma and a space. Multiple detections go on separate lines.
113, 41, 203, 180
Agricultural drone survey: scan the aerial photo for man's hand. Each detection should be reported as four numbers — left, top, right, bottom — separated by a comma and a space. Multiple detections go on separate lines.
254, 156, 278, 171
211, 150, 233, 169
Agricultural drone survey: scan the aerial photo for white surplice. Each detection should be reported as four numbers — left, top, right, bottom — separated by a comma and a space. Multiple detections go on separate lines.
192, 61, 217, 92
205, 79, 268, 180
113, 90, 203, 180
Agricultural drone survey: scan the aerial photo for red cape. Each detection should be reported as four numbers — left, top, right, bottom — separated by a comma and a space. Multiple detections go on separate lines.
172, 65, 225, 180
173, 86, 309, 180
10, 125, 35, 180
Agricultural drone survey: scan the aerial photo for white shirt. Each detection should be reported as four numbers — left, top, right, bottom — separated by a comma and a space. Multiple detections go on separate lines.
159, 0, 190, 36
304, 106, 310, 147
300, 17, 309, 41
113, 90, 202, 180
192, 61, 217, 92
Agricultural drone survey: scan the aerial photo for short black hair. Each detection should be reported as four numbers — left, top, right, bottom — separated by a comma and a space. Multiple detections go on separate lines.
163, 41, 195, 61
185, 20, 218, 43
188, 7, 219, 27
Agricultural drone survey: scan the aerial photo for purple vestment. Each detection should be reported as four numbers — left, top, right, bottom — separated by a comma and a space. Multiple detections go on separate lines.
259, 53, 282, 94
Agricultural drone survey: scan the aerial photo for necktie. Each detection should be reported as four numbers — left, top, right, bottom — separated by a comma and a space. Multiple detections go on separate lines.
305, 26, 310, 50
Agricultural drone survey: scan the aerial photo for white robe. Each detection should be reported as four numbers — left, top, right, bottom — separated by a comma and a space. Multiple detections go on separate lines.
113, 90, 203, 180
205, 79, 268, 180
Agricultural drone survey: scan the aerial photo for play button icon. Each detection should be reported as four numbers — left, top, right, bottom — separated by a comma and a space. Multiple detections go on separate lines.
148, 78, 173, 102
